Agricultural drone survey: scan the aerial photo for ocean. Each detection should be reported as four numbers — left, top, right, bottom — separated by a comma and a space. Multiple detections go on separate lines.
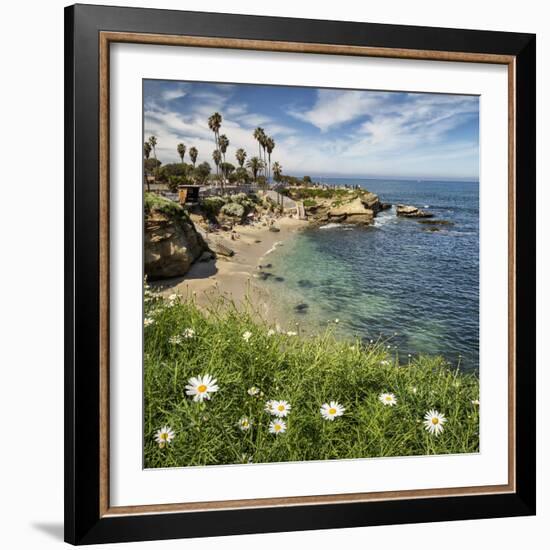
259, 178, 479, 371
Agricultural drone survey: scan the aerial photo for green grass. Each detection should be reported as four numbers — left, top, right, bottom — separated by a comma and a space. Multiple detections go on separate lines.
283, 187, 362, 201
143, 286, 480, 469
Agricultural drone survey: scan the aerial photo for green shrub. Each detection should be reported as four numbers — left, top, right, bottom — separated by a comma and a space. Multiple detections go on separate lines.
200, 196, 226, 217
220, 202, 245, 219
144, 192, 188, 221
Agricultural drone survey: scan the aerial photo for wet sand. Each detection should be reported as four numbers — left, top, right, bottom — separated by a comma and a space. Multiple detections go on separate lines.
152, 217, 308, 316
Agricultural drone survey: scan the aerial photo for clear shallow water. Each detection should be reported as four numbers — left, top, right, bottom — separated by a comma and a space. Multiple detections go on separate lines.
260, 178, 479, 371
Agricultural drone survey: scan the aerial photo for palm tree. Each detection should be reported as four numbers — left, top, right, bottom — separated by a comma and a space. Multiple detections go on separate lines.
208, 113, 223, 188
208, 112, 222, 153
189, 146, 198, 167
148, 136, 158, 182
212, 150, 222, 185
218, 134, 229, 186
143, 141, 151, 159
235, 148, 247, 168
218, 134, 229, 162
246, 156, 264, 183
272, 161, 282, 183
177, 143, 186, 164
253, 127, 266, 167
259, 134, 269, 178
272, 161, 283, 206
143, 142, 152, 192
265, 136, 275, 182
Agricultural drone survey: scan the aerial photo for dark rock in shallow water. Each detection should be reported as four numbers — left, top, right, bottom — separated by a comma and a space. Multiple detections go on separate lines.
297, 279, 314, 288
396, 204, 434, 218
256, 271, 272, 280
294, 303, 309, 313
269, 226, 281, 232
274, 276, 285, 282
258, 263, 272, 269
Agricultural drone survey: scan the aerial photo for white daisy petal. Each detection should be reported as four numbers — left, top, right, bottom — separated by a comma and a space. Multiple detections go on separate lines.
320, 401, 345, 421
268, 419, 287, 435
423, 409, 447, 436
185, 374, 220, 403
379, 393, 397, 406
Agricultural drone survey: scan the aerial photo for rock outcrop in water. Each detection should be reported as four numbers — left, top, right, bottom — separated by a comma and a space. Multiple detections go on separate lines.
396, 204, 434, 218
327, 197, 375, 225
305, 191, 385, 226
144, 193, 207, 280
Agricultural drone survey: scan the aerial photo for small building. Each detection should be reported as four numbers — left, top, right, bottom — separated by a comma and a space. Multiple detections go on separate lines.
178, 184, 201, 204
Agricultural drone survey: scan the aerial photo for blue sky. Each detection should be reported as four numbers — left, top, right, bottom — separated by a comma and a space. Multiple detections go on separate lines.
144, 80, 479, 180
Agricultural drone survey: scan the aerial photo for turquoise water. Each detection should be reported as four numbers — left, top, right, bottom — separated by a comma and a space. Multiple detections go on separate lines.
260, 178, 479, 371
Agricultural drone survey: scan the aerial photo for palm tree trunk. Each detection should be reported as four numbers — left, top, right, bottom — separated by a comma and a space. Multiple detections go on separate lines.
144, 170, 150, 193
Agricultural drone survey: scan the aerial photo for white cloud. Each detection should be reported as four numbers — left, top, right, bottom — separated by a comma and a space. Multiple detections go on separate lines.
288, 90, 390, 132
145, 86, 478, 179
161, 84, 188, 101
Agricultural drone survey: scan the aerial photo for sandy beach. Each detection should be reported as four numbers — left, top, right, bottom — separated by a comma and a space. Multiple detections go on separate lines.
152, 216, 308, 317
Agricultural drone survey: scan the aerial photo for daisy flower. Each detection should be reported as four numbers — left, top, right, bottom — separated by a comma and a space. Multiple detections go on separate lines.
144, 317, 155, 327
169, 335, 182, 345
272, 400, 291, 418
286, 331, 297, 336
379, 393, 397, 406
471, 399, 480, 406
242, 331, 252, 342
267, 329, 276, 337
154, 426, 175, 448
182, 328, 195, 339
168, 293, 179, 302
320, 401, 345, 421
380, 359, 390, 365
247, 386, 260, 396
238, 417, 252, 431
185, 374, 219, 402
264, 400, 276, 414
269, 419, 287, 435
423, 409, 447, 436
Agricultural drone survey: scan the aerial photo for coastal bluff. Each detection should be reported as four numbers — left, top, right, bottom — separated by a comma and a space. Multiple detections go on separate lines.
144, 194, 206, 280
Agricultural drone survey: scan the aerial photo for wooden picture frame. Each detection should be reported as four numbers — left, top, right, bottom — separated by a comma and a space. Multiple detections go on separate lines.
65, 4, 536, 545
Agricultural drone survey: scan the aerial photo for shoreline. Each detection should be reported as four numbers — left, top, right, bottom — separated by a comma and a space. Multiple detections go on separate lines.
152, 216, 308, 318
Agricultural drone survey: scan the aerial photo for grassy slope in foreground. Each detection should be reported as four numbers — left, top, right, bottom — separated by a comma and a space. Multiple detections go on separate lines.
144, 291, 480, 469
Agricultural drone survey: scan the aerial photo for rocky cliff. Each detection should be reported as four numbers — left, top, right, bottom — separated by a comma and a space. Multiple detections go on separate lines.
144, 193, 207, 280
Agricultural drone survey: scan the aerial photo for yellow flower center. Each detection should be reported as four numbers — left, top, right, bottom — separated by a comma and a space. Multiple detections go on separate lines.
275, 424, 281, 431
197, 384, 207, 393
329, 408, 337, 415
386, 396, 392, 401
432, 417, 439, 425
160, 432, 168, 441
242, 420, 248, 427
278, 404, 285, 411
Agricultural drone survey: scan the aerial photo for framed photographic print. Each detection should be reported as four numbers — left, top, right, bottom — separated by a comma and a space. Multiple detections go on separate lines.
64, 3, 536, 545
